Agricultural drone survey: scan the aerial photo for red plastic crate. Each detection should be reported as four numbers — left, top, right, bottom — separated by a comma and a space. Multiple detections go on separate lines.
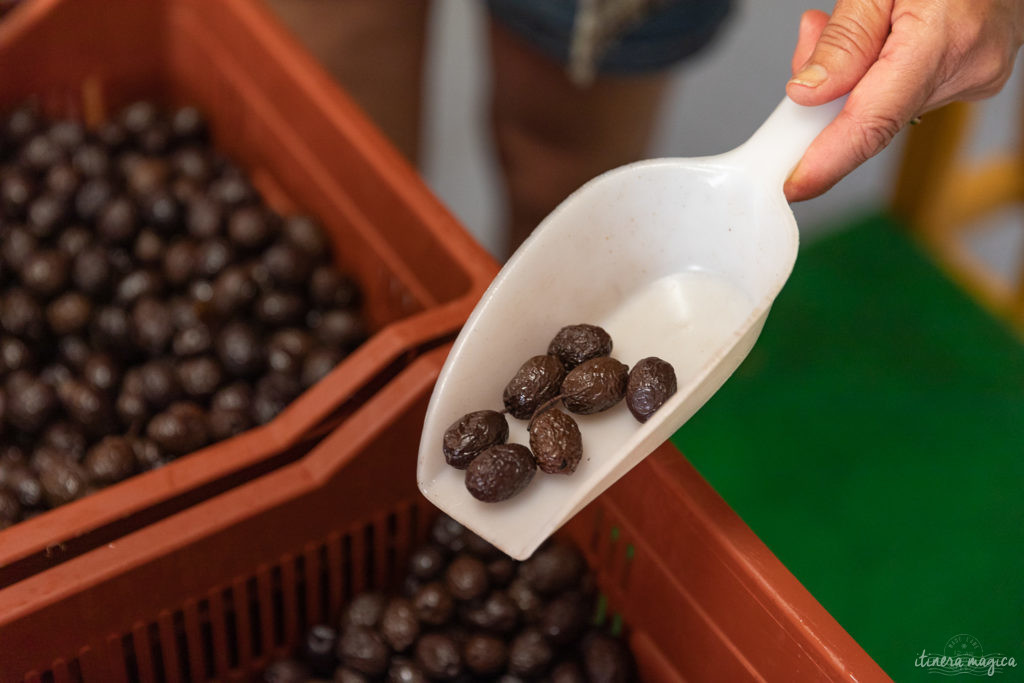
0, 0, 496, 584
0, 348, 888, 682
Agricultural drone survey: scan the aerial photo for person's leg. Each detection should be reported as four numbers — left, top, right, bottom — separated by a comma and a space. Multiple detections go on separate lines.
487, 18, 673, 256
263, 0, 431, 164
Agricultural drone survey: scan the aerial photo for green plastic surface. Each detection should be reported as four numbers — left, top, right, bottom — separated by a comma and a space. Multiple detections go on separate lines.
672, 213, 1024, 681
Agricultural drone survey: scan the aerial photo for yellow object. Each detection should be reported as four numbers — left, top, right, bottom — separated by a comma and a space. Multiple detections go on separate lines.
892, 101, 1024, 334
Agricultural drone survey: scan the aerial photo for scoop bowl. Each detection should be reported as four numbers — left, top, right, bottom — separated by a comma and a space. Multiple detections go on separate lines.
417, 95, 844, 560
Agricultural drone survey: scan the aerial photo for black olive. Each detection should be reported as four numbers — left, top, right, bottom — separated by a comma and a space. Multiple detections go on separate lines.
442, 410, 509, 469
464, 444, 536, 503
528, 408, 582, 474
379, 598, 419, 652
538, 590, 593, 645
444, 554, 489, 601
560, 357, 628, 415
502, 355, 565, 420
84, 436, 136, 487
458, 591, 519, 635
626, 356, 677, 423
414, 633, 462, 680
507, 628, 553, 678
547, 324, 613, 370
282, 214, 329, 256
301, 623, 338, 677
337, 625, 389, 677
463, 634, 508, 677
342, 592, 387, 629
413, 582, 454, 626
580, 630, 633, 683
519, 541, 585, 595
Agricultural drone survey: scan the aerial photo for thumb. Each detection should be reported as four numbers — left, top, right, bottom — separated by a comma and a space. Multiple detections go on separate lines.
786, 0, 894, 105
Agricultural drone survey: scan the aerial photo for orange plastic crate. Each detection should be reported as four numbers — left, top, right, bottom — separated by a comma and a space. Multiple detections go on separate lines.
0, 0, 496, 583
0, 348, 887, 682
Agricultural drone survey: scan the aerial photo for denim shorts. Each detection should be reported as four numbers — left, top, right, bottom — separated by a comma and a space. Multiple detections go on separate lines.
486, 0, 735, 75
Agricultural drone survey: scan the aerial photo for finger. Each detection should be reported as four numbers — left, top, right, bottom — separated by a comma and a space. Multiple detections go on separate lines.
786, 0, 894, 106
791, 10, 831, 75
785, 27, 942, 201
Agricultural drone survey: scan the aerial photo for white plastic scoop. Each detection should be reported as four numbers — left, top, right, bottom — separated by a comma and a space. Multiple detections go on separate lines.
417, 94, 843, 560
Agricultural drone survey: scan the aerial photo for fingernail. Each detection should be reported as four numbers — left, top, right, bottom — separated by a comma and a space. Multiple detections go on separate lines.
789, 63, 827, 88
784, 161, 805, 194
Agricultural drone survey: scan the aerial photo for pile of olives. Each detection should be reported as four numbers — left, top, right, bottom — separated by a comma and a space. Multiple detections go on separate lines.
262, 514, 636, 682
0, 100, 368, 528
443, 325, 677, 503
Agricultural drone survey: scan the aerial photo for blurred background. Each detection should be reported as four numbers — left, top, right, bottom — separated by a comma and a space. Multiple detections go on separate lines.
418, 0, 1024, 270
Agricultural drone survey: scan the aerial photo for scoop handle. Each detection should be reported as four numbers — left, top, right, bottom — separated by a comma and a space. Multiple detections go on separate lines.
735, 94, 847, 190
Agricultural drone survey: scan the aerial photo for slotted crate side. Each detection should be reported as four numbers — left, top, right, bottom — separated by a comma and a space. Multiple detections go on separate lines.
564, 452, 889, 681
107, 506, 425, 683
0, 353, 439, 682
0, 0, 496, 581
6, 505, 422, 683
8, 499, 426, 683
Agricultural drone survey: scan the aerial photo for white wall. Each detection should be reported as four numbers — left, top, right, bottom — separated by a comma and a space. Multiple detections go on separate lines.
420, 0, 1023, 265
421, 1, 502, 256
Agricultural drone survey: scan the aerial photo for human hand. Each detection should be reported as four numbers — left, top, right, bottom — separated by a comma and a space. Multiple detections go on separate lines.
783, 0, 1024, 202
